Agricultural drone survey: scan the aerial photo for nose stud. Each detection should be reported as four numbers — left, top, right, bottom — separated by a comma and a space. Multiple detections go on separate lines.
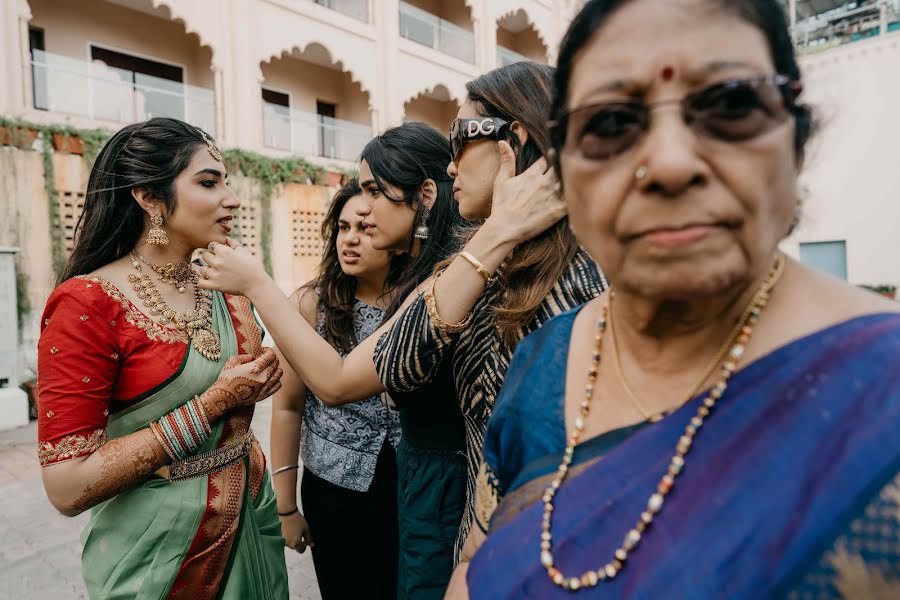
635, 166, 648, 181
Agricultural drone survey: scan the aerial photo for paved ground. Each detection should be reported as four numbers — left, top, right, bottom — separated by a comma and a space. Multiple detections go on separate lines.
0, 398, 321, 599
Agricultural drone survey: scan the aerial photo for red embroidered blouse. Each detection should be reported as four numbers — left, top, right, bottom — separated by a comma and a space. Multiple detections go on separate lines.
37, 276, 192, 466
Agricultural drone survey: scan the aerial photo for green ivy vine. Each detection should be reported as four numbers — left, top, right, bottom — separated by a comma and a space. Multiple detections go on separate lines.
221, 148, 327, 275
2, 115, 342, 322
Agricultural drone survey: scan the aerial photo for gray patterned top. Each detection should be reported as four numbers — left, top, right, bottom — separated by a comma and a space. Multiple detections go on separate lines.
301, 299, 401, 492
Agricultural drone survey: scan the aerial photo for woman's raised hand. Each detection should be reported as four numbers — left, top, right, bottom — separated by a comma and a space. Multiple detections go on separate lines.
198, 238, 269, 297
198, 349, 283, 420
486, 140, 566, 245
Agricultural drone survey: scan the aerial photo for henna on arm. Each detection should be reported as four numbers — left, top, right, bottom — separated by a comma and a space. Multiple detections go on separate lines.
45, 354, 279, 517
45, 428, 170, 516
197, 377, 262, 421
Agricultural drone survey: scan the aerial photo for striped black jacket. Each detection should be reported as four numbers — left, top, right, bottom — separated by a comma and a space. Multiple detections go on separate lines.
374, 249, 607, 560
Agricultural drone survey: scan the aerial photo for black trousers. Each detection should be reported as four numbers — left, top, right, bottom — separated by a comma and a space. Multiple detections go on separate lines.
300, 441, 399, 600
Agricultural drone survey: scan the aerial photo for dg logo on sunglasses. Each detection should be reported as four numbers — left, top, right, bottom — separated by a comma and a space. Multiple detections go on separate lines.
467, 119, 498, 136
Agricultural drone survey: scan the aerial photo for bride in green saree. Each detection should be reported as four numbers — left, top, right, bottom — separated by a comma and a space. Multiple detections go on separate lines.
37, 118, 288, 599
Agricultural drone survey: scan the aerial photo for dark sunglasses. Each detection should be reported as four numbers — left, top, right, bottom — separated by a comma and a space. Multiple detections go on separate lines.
550, 75, 802, 161
449, 117, 510, 159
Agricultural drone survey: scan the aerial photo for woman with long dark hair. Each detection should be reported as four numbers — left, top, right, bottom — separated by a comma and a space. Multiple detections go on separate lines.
203, 64, 607, 597
269, 179, 402, 599
37, 117, 287, 598
203, 122, 470, 597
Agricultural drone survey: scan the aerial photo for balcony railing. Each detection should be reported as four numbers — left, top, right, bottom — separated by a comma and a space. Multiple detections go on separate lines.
30, 50, 216, 134
312, 0, 368, 23
497, 46, 529, 66
793, 1, 900, 52
263, 103, 372, 162
399, 2, 475, 64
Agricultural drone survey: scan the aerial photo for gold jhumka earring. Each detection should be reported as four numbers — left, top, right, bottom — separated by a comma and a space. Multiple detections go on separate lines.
147, 214, 169, 246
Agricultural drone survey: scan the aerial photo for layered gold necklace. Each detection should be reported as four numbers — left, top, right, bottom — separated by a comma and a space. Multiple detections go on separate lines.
132, 251, 194, 293
540, 254, 785, 591
128, 252, 221, 361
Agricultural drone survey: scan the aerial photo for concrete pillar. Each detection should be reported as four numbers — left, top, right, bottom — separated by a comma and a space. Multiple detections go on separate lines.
789, 0, 797, 44
0, 0, 33, 115
0, 247, 29, 431
222, 0, 261, 149
378, 0, 404, 126
213, 66, 225, 140
476, 0, 498, 72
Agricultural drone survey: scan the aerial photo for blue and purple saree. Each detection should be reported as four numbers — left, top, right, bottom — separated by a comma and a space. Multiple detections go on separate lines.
469, 309, 900, 598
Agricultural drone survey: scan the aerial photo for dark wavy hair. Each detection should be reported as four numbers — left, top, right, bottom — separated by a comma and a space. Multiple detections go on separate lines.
59, 117, 212, 284
549, 0, 815, 166
463, 61, 580, 348
301, 179, 407, 353
360, 122, 465, 319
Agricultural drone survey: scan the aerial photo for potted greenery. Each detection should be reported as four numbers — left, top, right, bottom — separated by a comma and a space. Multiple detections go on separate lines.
859, 284, 897, 299
51, 131, 85, 155
0, 123, 40, 150
876, 284, 897, 299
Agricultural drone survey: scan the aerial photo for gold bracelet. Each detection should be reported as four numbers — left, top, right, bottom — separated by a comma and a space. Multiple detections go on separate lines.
459, 251, 495, 285
424, 271, 474, 334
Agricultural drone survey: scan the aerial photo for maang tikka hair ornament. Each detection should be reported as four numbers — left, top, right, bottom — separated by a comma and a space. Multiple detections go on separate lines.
198, 128, 223, 162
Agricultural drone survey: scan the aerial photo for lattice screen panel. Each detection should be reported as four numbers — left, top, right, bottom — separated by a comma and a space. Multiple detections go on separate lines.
291, 207, 324, 259
54, 154, 89, 255
58, 190, 86, 253
228, 174, 264, 257
231, 200, 263, 257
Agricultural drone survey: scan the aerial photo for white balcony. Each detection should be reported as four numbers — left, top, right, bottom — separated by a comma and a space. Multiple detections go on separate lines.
497, 46, 530, 66
792, 0, 900, 52
399, 2, 475, 64
30, 50, 216, 134
311, 0, 369, 23
263, 103, 371, 162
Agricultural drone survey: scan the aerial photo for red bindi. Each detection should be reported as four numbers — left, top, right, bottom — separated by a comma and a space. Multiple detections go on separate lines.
661, 66, 675, 81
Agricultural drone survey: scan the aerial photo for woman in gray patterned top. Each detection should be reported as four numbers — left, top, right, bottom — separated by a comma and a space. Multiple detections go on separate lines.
269, 179, 402, 600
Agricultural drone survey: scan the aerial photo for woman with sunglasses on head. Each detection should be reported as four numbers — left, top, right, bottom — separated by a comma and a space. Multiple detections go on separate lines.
450, 1, 900, 598
202, 122, 472, 598
372, 61, 607, 563
205, 64, 606, 591
269, 179, 403, 600
37, 118, 287, 599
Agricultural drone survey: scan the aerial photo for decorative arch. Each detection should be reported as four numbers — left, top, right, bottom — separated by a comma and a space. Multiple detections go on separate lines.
145, 0, 222, 69
402, 83, 461, 108
402, 84, 461, 131
494, 2, 554, 58
258, 36, 376, 109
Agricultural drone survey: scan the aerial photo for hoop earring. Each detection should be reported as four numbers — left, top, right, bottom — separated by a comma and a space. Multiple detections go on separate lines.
414, 207, 430, 240
147, 214, 169, 246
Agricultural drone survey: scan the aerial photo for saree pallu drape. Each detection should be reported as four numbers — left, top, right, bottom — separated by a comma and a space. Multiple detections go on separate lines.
468, 314, 900, 599
81, 292, 288, 600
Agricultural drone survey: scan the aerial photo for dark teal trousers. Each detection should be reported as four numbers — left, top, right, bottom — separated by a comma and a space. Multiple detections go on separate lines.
396, 438, 467, 600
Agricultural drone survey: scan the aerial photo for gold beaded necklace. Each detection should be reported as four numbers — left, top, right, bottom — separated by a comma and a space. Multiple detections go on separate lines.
128, 252, 221, 361
540, 254, 785, 591
607, 287, 769, 423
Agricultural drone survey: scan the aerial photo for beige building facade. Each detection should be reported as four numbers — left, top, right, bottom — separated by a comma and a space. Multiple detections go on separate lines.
1, 0, 583, 167
1, 0, 898, 386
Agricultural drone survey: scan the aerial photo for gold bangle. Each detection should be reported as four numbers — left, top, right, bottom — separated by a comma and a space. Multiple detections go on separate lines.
459, 251, 495, 285
424, 271, 474, 334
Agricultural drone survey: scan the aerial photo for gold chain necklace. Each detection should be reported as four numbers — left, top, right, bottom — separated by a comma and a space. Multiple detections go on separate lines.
540, 254, 785, 591
128, 252, 221, 361
132, 251, 194, 293
607, 289, 767, 423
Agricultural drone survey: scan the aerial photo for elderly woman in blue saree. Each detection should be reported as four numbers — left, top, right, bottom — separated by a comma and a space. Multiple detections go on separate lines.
446, 1, 900, 598
38, 118, 288, 599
